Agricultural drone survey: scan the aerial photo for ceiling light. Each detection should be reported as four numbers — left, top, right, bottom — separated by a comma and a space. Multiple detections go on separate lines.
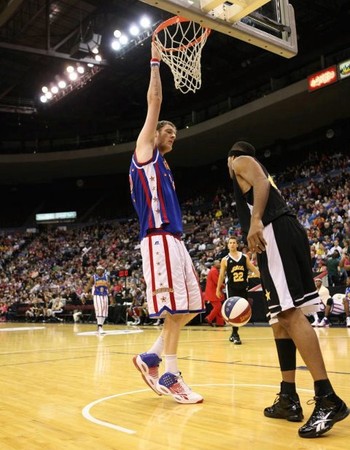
140, 16, 151, 28
38, 60, 103, 107
129, 24, 140, 36
95, 54, 102, 62
111, 40, 121, 51
119, 35, 128, 45
113, 29, 122, 38
69, 72, 78, 81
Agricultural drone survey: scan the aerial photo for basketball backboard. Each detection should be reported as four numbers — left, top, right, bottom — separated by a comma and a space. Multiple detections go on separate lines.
141, 0, 297, 58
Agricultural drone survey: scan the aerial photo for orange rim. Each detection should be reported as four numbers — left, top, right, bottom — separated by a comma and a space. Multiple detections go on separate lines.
152, 15, 211, 52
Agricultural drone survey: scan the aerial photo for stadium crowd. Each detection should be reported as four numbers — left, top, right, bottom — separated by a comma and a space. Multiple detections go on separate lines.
0, 149, 349, 323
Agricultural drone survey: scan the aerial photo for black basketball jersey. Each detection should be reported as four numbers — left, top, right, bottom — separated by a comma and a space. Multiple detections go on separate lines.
231, 158, 293, 235
225, 253, 249, 297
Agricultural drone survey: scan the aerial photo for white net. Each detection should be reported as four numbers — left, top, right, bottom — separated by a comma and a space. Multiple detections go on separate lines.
153, 17, 211, 94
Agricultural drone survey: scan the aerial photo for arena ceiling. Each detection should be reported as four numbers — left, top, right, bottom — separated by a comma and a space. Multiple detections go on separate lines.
0, 0, 350, 183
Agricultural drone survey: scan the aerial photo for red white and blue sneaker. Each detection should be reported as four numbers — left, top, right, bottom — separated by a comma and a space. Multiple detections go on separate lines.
156, 372, 203, 404
133, 353, 162, 395
298, 394, 349, 438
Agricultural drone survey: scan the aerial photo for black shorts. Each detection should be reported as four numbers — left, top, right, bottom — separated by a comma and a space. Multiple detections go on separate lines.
227, 288, 248, 300
257, 215, 320, 323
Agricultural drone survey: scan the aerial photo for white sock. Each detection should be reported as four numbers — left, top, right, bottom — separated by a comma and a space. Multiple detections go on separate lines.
164, 354, 179, 374
147, 335, 164, 356
97, 317, 105, 326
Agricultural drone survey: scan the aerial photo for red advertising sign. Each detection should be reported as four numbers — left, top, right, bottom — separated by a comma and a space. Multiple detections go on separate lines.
307, 66, 338, 92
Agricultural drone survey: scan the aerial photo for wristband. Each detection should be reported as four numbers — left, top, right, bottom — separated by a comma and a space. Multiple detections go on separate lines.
150, 58, 160, 67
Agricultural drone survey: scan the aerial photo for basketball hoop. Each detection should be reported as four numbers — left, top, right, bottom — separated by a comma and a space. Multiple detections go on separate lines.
153, 16, 211, 94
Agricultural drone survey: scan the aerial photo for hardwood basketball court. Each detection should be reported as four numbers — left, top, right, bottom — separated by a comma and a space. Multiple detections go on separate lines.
1, 322, 349, 449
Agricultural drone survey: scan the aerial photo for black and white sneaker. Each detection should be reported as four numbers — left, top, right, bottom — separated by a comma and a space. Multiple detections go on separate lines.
298, 394, 349, 438
264, 393, 304, 422
229, 333, 242, 345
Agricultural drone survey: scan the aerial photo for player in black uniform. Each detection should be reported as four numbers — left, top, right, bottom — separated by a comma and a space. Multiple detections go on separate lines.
226, 140, 349, 438
216, 237, 260, 344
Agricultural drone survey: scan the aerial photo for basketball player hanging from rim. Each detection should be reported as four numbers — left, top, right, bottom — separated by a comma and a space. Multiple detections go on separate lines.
129, 42, 205, 404
226, 141, 349, 438
216, 237, 260, 344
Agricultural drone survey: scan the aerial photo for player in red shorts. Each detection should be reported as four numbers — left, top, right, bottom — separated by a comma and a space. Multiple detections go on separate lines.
129, 43, 205, 404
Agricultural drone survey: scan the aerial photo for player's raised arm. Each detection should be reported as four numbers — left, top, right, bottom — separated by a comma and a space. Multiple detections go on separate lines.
135, 43, 162, 163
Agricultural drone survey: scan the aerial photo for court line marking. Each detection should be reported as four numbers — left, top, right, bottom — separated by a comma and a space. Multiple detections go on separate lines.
82, 389, 150, 434
0, 326, 45, 332
76, 330, 143, 336
82, 383, 314, 435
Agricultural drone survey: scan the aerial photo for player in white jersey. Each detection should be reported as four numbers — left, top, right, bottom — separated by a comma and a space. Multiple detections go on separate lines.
130, 43, 204, 404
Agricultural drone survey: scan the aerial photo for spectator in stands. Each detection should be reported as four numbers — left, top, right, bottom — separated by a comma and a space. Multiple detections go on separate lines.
66, 289, 81, 305
326, 250, 341, 287
47, 294, 64, 322
0, 301, 8, 322
130, 43, 204, 404
311, 278, 331, 327
126, 287, 149, 325
327, 238, 343, 257
317, 289, 348, 328
25, 298, 43, 322
313, 256, 327, 279
6, 300, 19, 321
322, 221, 332, 237
339, 248, 350, 278
310, 248, 317, 270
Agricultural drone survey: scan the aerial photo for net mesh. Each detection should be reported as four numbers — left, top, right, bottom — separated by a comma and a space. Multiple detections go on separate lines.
153, 18, 210, 94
